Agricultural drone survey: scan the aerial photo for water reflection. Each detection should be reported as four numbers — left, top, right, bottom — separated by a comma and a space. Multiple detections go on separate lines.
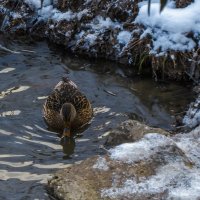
60, 136, 76, 156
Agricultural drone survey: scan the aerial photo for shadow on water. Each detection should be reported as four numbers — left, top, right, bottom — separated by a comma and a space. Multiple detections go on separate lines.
0, 39, 194, 199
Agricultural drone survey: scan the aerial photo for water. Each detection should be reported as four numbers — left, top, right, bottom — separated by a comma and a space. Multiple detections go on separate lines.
0, 39, 194, 199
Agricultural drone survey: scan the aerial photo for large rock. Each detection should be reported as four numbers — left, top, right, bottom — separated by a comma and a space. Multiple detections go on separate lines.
47, 121, 200, 200
105, 120, 169, 146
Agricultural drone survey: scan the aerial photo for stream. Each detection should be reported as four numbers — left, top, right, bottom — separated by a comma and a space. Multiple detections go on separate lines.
0, 39, 194, 199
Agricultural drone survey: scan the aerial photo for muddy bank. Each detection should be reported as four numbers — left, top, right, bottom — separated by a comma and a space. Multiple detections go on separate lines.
0, 0, 199, 81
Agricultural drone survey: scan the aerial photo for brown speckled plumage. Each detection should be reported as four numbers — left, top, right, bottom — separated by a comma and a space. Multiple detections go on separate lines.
43, 77, 93, 133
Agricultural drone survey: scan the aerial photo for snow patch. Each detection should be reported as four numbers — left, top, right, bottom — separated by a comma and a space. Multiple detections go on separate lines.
183, 95, 200, 128
84, 34, 97, 45
24, 0, 41, 9
136, 0, 200, 54
93, 157, 109, 171
101, 163, 200, 199
77, 9, 88, 20
24, 0, 52, 9
117, 31, 132, 45
109, 133, 172, 163
102, 129, 200, 199
90, 16, 122, 31
51, 10, 75, 21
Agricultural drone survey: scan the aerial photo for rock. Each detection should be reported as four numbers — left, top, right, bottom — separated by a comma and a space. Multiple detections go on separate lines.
105, 120, 169, 146
47, 131, 199, 200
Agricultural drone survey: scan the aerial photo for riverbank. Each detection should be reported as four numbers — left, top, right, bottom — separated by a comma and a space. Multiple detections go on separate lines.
0, 0, 199, 81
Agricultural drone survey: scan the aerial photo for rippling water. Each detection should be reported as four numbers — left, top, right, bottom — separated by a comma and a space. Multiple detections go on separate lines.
0, 39, 194, 199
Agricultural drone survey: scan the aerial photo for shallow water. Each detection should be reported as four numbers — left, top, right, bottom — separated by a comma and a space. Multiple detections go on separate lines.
0, 39, 194, 199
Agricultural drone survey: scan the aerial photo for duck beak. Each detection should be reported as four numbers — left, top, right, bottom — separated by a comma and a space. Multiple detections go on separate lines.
62, 127, 71, 138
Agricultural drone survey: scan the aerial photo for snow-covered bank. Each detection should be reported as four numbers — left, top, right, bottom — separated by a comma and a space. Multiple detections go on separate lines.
0, 0, 200, 80
136, 0, 200, 54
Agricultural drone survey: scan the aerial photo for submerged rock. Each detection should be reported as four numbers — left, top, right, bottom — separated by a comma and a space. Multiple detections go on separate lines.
47, 121, 200, 200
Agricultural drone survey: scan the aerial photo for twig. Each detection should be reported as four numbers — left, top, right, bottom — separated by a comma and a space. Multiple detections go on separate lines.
174, 111, 186, 115
48, 194, 57, 200
185, 70, 199, 84
20, 49, 36, 53
103, 89, 116, 96
99, 145, 110, 154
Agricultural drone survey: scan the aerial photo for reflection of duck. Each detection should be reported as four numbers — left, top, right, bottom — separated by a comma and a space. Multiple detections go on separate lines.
43, 77, 93, 140
60, 136, 75, 156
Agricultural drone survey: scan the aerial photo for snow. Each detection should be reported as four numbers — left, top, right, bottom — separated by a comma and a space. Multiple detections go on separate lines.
24, 0, 41, 9
183, 94, 200, 128
136, 0, 200, 54
101, 129, 200, 199
89, 16, 122, 31
174, 126, 200, 167
25, 2, 84, 22
109, 133, 172, 163
93, 157, 109, 171
102, 163, 200, 199
23, 0, 200, 56
84, 33, 97, 45
24, 2, 120, 31
38, 6, 76, 21
117, 31, 132, 45
77, 9, 88, 20
24, 0, 52, 9
51, 10, 75, 21
39, 5, 54, 19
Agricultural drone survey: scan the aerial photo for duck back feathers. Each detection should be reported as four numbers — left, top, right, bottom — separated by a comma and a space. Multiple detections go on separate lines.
43, 77, 93, 132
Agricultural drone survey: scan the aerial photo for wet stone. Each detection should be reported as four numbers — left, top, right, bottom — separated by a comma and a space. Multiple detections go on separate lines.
105, 119, 169, 147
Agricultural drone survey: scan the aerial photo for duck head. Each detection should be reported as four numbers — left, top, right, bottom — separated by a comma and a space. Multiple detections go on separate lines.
60, 103, 76, 138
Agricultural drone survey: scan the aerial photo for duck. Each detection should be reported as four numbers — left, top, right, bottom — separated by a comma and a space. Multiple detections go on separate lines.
43, 77, 93, 141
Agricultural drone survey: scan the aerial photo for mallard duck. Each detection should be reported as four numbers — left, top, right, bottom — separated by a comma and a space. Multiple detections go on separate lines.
43, 77, 93, 140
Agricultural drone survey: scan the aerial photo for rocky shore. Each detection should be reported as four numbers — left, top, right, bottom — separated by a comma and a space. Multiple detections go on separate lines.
48, 120, 200, 200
